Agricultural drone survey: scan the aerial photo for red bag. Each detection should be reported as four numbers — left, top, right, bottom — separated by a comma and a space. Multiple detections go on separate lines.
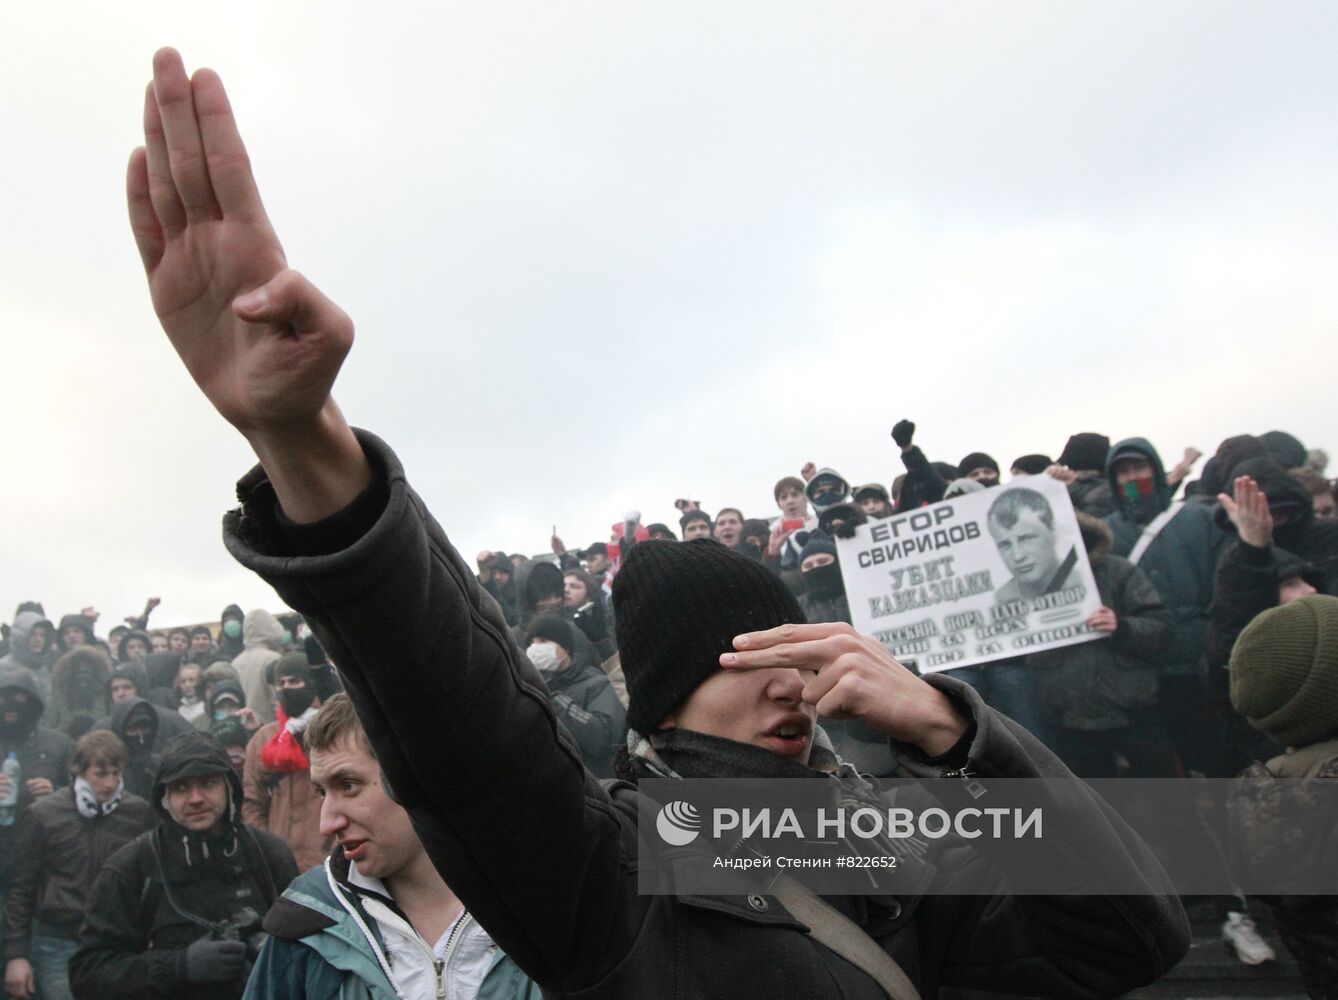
260, 708, 310, 773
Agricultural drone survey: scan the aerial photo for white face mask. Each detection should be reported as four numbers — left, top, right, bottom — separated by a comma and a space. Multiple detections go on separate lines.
526, 642, 562, 674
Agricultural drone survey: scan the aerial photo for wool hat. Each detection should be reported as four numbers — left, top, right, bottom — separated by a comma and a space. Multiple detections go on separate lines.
612, 538, 807, 733
679, 509, 711, 531
1058, 433, 1111, 474
1230, 594, 1338, 747
799, 531, 838, 564
1011, 454, 1053, 476
274, 651, 314, 687
853, 483, 890, 503
645, 523, 677, 541
524, 614, 575, 654
957, 453, 999, 479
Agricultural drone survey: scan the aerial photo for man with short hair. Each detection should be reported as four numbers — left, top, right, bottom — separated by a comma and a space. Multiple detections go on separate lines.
4, 731, 153, 1000
189, 626, 217, 659
57, 614, 97, 653
713, 507, 743, 547
70, 733, 298, 1000
852, 483, 893, 519
246, 694, 539, 999
123, 51, 1188, 999
986, 488, 1079, 603
678, 509, 712, 540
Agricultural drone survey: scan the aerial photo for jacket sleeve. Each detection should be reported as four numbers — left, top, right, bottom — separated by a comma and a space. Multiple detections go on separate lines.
222, 431, 631, 994
1, 810, 46, 962
242, 728, 271, 830
895, 675, 1191, 997
1205, 540, 1277, 673
1108, 559, 1174, 658
549, 674, 627, 771
899, 445, 948, 506
69, 850, 190, 999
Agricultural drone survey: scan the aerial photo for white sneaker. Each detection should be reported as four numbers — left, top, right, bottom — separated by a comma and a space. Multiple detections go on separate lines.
1222, 911, 1277, 966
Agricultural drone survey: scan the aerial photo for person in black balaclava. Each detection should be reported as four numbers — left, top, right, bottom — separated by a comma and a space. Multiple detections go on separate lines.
106, 698, 161, 800
737, 519, 770, 561
957, 452, 1000, 486
796, 532, 851, 625
70, 732, 298, 1000
215, 606, 246, 661
103, 662, 195, 753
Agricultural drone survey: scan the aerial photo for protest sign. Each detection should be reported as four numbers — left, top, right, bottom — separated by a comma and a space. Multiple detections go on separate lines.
836, 475, 1103, 672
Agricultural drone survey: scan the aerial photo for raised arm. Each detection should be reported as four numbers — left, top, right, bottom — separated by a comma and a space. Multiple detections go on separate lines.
128, 48, 369, 522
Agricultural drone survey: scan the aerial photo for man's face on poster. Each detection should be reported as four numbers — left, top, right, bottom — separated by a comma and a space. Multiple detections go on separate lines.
988, 507, 1059, 588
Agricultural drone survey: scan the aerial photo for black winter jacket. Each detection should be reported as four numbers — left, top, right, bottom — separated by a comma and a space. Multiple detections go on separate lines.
0, 668, 73, 890
2, 785, 153, 954
220, 431, 1189, 999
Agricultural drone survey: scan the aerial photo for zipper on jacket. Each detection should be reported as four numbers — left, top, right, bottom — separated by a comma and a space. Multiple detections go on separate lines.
434, 957, 445, 998
438, 911, 473, 997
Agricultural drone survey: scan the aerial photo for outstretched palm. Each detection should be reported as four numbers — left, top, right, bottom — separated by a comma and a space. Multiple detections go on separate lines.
128, 48, 350, 435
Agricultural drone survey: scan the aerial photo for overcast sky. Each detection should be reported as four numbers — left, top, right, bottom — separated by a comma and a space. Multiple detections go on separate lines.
4, 2, 1336, 629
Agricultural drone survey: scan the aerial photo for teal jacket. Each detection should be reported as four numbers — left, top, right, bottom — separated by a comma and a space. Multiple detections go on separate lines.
244, 859, 539, 1000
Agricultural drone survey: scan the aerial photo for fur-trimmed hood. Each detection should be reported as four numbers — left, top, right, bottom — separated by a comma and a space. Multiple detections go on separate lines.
1076, 512, 1113, 567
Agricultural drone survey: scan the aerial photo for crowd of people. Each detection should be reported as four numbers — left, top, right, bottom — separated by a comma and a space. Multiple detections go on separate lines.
2, 47, 1335, 1000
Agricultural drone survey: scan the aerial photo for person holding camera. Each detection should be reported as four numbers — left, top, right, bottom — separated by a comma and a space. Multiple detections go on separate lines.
68, 732, 297, 999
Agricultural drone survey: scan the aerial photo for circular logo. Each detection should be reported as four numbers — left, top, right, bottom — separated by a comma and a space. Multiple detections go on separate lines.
655, 800, 701, 846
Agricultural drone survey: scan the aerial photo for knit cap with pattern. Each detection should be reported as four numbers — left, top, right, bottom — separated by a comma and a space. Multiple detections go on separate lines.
612, 538, 807, 733
1230, 594, 1338, 748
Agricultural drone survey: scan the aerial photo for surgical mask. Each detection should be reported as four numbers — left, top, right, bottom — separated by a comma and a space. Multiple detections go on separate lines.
526, 642, 562, 674
222, 620, 243, 639
213, 708, 235, 721
281, 630, 293, 646
278, 686, 316, 718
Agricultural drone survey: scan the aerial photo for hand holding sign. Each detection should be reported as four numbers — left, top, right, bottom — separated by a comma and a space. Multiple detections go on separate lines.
720, 622, 968, 756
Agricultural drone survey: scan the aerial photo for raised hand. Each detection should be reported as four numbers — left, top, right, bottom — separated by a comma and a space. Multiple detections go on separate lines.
1219, 475, 1274, 549
128, 49, 368, 521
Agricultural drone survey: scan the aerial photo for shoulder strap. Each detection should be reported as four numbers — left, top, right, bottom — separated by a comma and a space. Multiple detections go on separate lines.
770, 875, 922, 1000
1129, 501, 1185, 565
1265, 738, 1338, 780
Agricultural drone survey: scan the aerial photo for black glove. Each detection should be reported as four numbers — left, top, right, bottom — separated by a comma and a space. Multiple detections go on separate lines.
891, 419, 915, 448
180, 939, 247, 983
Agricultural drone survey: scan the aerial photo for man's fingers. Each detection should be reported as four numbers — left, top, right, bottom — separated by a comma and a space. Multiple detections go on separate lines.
732, 621, 854, 651
126, 148, 165, 271
151, 48, 221, 223
142, 82, 187, 236
192, 68, 267, 222
232, 269, 351, 343
720, 636, 832, 670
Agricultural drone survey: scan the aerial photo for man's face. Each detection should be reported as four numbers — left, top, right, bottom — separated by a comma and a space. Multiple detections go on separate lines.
166, 772, 229, 831
800, 552, 836, 573
168, 632, 189, 654
858, 496, 889, 517
151, 634, 169, 653
124, 637, 148, 660
312, 737, 422, 880
0, 690, 29, 727
714, 512, 743, 547
190, 632, 213, 654
585, 553, 608, 575
664, 667, 817, 764
683, 519, 712, 541
776, 488, 806, 520
110, 678, 137, 702
176, 666, 201, 699
965, 467, 999, 486
1313, 491, 1337, 521
988, 509, 1060, 588
62, 625, 88, 649
1113, 456, 1154, 487
1280, 576, 1317, 604
27, 626, 51, 655
563, 574, 588, 608
491, 567, 512, 587
80, 763, 123, 803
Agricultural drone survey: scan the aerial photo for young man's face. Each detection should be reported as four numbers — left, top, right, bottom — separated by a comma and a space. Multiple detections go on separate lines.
563, 574, 588, 608
27, 626, 51, 655
683, 519, 712, 541
110, 678, 137, 702
166, 772, 229, 831
176, 666, 201, 700
776, 488, 806, 520
169, 632, 189, 654
80, 762, 123, 803
858, 496, 890, 517
1113, 456, 1154, 486
312, 736, 422, 880
190, 632, 213, 654
988, 509, 1060, 589
124, 637, 149, 660
62, 625, 89, 649
714, 512, 743, 547
1313, 491, 1337, 521
585, 553, 609, 575
664, 666, 818, 763
151, 634, 169, 653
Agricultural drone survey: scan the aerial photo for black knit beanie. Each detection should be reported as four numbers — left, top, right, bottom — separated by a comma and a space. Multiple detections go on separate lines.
274, 651, 314, 687
679, 509, 711, 532
524, 614, 575, 654
612, 539, 807, 733
1011, 454, 1053, 476
1058, 433, 1111, 473
957, 453, 999, 478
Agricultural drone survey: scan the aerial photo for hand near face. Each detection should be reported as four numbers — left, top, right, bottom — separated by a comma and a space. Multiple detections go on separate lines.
721, 622, 968, 756
1219, 476, 1273, 549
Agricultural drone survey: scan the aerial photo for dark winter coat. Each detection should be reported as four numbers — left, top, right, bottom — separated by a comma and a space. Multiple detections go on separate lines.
1028, 516, 1172, 731
69, 733, 298, 1000
221, 430, 1188, 1000
897, 445, 948, 510
45, 646, 114, 739
1105, 437, 1229, 676
1067, 470, 1116, 519
0, 668, 74, 890
2, 784, 153, 955
543, 660, 627, 779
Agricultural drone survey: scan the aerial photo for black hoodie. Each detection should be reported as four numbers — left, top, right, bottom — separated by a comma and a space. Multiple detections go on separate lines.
215, 604, 246, 661
0, 668, 73, 889
101, 663, 196, 753
107, 697, 162, 800
69, 732, 298, 1000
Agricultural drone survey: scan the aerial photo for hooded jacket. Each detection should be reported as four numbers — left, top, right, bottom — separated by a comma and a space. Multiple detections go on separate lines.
1027, 515, 1173, 731
195, 678, 247, 733
69, 732, 298, 1000
57, 613, 97, 649
233, 609, 285, 726
0, 610, 55, 700
220, 430, 1188, 999
242, 718, 332, 871
2, 781, 153, 956
1105, 437, 1229, 676
45, 645, 114, 739
0, 668, 73, 890
101, 662, 196, 751
245, 848, 540, 1000
509, 560, 603, 669
216, 604, 247, 661
106, 696, 163, 799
